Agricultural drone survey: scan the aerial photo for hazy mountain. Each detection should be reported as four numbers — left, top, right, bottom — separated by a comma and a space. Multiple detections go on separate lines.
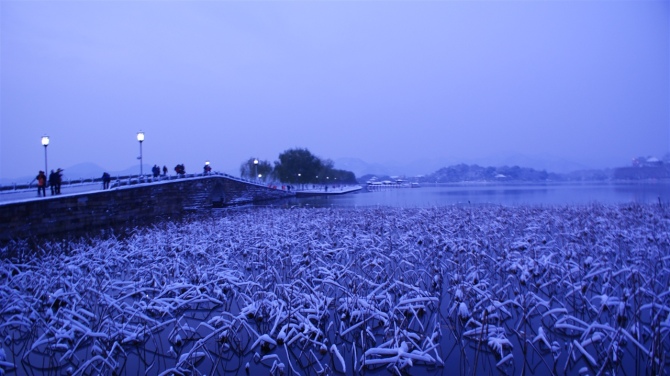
0, 153, 607, 186
0, 163, 152, 186
335, 153, 591, 178
466, 152, 591, 174
58, 162, 158, 180
332, 158, 395, 177
60, 162, 106, 180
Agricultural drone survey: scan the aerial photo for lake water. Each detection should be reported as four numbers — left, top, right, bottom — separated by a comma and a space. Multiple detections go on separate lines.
268, 181, 670, 208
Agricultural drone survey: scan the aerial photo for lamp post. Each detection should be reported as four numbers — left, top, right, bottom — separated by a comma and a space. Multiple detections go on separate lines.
137, 131, 145, 177
253, 159, 259, 181
41, 135, 49, 173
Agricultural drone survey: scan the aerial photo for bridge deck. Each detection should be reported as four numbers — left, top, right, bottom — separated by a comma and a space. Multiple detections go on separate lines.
0, 173, 276, 205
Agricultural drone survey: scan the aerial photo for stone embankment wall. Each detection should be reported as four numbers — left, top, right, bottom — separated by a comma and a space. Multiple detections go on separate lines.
0, 176, 293, 240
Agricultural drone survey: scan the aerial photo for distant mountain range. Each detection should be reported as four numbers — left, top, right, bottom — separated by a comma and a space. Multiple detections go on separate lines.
0, 153, 654, 186
334, 153, 592, 178
0, 162, 149, 186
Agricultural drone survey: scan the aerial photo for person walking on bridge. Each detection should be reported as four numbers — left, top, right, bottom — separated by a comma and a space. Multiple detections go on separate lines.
102, 172, 111, 190
48, 170, 57, 195
36, 171, 47, 197
55, 168, 63, 194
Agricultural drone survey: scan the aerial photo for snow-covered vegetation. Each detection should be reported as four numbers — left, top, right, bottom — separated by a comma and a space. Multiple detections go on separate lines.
1, 203, 669, 375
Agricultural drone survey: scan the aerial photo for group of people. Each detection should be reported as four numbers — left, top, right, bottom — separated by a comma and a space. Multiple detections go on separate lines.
37, 162, 205, 195
151, 165, 169, 178
35, 169, 63, 197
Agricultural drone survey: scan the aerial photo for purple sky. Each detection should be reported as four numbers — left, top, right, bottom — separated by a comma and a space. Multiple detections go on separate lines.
1, 0, 668, 180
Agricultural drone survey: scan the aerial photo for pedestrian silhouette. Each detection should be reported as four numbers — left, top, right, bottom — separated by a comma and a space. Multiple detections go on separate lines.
102, 172, 111, 189
36, 171, 47, 197
55, 168, 63, 194
48, 170, 57, 195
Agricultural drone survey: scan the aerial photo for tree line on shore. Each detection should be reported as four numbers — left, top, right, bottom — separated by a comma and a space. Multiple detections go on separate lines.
239, 149, 670, 185
239, 148, 357, 185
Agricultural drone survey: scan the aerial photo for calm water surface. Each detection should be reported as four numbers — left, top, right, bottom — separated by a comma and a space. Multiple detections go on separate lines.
270, 181, 670, 208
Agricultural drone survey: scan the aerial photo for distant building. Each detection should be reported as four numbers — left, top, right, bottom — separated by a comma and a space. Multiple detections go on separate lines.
646, 157, 662, 166
632, 156, 663, 167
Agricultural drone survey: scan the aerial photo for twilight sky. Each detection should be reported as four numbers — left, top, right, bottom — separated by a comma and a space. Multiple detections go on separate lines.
1, 0, 668, 181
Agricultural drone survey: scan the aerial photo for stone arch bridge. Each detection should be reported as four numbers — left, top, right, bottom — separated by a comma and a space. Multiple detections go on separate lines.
0, 175, 294, 240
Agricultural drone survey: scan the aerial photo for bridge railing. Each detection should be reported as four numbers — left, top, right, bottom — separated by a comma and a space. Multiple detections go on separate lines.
0, 171, 284, 193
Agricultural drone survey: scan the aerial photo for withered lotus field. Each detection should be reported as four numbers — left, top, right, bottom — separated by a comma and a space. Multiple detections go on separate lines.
1, 203, 669, 375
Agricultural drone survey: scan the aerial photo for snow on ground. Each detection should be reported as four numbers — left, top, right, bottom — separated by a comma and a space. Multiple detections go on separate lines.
0, 203, 669, 375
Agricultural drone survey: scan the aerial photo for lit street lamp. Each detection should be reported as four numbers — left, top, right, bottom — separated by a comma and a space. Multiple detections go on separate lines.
137, 131, 145, 176
41, 135, 49, 173
253, 159, 259, 181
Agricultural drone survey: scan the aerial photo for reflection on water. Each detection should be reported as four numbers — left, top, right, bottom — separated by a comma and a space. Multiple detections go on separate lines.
265, 182, 670, 208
